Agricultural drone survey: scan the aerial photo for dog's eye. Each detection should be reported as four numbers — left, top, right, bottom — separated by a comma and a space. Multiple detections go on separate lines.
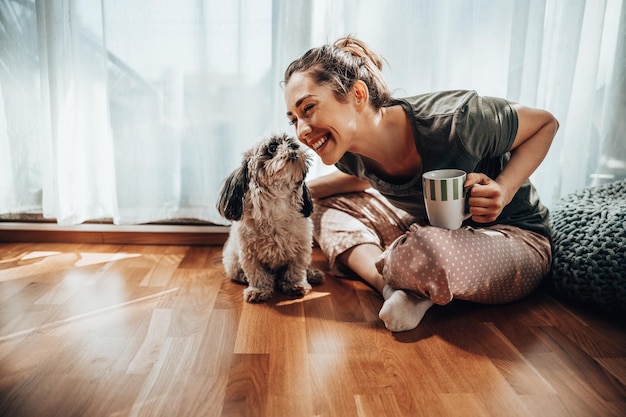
268, 143, 278, 154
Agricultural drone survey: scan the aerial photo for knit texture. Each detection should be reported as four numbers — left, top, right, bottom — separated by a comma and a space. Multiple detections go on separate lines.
549, 180, 626, 313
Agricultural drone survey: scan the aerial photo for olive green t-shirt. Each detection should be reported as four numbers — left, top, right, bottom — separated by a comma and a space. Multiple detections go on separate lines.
335, 90, 551, 238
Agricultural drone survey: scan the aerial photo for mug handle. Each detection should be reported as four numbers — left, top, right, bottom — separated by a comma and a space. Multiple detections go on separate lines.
463, 184, 474, 221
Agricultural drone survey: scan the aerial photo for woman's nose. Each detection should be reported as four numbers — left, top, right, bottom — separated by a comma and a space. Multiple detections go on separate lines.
296, 120, 312, 142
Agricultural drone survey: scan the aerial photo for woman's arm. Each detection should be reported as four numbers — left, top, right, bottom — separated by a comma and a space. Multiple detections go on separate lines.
307, 170, 370, 199
466, 103, 559, 222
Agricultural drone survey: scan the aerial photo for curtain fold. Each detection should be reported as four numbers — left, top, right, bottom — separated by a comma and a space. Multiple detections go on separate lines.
37, 0, 118, 225
1, 0, 624, 225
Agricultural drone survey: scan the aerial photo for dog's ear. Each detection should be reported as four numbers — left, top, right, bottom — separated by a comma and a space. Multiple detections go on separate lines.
300, 182, 314, 218
217, 159, 249, 221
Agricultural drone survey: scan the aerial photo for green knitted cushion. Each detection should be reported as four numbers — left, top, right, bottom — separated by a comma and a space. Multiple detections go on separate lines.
549, 179, 626, 313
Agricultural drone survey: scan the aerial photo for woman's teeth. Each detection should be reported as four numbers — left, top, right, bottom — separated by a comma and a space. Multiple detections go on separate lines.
311, 134, 328, 151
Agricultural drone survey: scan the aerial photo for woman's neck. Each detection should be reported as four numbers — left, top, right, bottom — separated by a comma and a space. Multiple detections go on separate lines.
358, 104, 422, 183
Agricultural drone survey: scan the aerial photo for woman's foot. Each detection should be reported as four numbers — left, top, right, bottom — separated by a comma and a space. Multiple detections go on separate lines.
379, 285, 434, 332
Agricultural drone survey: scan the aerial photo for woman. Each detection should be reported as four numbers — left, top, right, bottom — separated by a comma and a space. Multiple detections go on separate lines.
283, 36, 559, 332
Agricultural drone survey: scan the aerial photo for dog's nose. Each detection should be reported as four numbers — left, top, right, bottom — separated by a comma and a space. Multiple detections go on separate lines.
290, 152, 298, 161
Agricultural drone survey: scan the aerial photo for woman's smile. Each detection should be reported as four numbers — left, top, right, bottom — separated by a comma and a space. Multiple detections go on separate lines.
310, 133, 330, 151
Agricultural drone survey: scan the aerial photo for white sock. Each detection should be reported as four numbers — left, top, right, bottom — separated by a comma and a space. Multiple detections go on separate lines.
379, 285, 434, 332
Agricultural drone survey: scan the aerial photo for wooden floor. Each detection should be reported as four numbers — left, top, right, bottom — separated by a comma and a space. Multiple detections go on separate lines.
0, 242, 624, 417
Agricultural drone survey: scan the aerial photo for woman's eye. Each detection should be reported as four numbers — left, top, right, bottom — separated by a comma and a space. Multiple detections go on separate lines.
303, 104, 315, 114
288, 118, 297, 126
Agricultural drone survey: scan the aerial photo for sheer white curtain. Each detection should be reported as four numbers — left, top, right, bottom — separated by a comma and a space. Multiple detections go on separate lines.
1, 0, 274, 225
1, 0, 624, 225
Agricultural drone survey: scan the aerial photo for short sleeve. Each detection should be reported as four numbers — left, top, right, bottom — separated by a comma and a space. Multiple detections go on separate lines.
454, 94, 518, 159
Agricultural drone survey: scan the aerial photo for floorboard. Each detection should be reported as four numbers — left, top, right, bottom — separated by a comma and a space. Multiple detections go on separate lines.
0, 242, 624, 417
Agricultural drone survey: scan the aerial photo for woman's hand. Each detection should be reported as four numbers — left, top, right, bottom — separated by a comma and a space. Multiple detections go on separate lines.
465, 173, 507, 223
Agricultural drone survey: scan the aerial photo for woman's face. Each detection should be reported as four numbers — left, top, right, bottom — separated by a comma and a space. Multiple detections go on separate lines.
284, 72, 359, 165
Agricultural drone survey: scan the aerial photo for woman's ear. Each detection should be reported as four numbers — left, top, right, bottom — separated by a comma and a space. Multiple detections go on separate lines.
352, 80, 369, 108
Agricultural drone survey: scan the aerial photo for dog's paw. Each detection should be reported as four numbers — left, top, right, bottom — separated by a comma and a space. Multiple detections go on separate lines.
243, 286, 272, 303
280, 280, 312, 297
306, 268, 324, 285
231, 268, 248, 285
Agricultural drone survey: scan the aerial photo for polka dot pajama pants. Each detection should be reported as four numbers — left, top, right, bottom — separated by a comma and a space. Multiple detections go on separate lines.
313, 191, 552, 305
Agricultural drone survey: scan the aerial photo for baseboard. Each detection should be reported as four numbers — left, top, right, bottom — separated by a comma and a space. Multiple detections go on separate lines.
0, 222, 229, 246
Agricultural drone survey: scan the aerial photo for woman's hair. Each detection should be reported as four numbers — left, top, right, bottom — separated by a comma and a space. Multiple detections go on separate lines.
284, 35, 392, 109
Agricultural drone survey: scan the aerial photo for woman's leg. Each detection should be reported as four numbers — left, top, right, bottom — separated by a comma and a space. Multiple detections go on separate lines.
313, 192, 435, 331
374, 225, 550, 332
337, 243, 435, 332
337, 244, 386, 293
312, 191, 417, 277
312, 192, 551, 332
376, 224, 552, 306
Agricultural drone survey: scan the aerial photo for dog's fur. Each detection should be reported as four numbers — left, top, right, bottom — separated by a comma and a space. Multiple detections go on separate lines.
217, 132, 323, 303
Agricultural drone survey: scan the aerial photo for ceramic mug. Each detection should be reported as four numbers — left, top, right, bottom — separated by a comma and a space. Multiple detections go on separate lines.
422, 169, 471, 230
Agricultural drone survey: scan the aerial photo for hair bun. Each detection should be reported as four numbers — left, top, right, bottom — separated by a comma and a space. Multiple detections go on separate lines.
334, 35, 385, 72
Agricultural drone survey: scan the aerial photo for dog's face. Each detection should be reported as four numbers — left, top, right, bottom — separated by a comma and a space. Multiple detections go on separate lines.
217, 132, 314, 221
246, 132, 310, 188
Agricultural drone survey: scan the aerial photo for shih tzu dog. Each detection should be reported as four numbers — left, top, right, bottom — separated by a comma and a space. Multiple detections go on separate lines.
217, 132, 323, 303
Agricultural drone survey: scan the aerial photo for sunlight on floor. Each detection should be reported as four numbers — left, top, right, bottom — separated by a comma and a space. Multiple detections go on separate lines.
273, 291, 331, 306
0, 287, 180, 342
74, 252, 141, 267
0, 248, 178, 342
20, 251, 62, 260
18, 250, 141, 268
1, 250, 144, 283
